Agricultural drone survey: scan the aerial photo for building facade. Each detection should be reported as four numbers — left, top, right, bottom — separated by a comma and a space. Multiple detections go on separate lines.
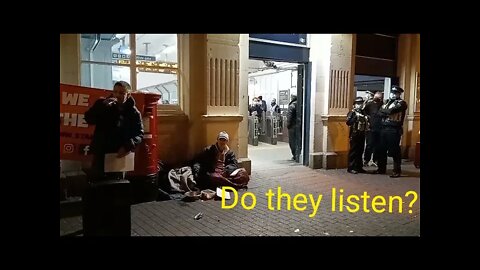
60, 34, 420, 175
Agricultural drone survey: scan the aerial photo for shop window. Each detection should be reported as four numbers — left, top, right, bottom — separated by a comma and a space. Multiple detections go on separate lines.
80, 34, 179, 106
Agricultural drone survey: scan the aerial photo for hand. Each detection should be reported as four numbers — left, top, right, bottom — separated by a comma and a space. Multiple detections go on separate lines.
117, 147, 129, 158
355, 111, 364, 117
103, 97, 118, 106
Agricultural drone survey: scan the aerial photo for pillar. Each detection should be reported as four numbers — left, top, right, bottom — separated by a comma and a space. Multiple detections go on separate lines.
186, 34, 249, 173
397, 34, 420, 160
309, 34, 356, 169
60, 34, 86, 190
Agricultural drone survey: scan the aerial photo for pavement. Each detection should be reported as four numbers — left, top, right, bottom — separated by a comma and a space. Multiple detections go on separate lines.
60, 141, 420, 237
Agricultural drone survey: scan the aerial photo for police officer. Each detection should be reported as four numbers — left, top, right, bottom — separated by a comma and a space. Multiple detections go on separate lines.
374, 85, 408, 178
346, 97, 368, 174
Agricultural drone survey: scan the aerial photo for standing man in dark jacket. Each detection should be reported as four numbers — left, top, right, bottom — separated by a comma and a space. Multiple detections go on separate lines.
363, 91, 384, 167
374, 85, 408, 178
346, 97, 368, 174
258, 96, 267, 113
286, 94, 298, 160
84, 81, 144, 182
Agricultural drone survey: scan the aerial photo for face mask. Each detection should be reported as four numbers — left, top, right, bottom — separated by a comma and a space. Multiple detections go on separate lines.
354, 104, 362, 109
389, 93, 398, 99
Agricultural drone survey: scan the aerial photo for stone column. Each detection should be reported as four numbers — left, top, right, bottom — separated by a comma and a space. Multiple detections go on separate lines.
60, 34, 80, 85
187, 34, 249, 172
238, 34, 251, 173
309, 34, 356, 169
60, 34, 87, 195
397, 34, 420, 160
186, 34, 208, 159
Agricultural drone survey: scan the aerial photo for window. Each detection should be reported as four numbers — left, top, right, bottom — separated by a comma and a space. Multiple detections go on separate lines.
80, 34, 179, 105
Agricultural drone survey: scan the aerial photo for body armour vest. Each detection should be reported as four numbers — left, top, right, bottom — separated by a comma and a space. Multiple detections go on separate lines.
382, 99, 407, 127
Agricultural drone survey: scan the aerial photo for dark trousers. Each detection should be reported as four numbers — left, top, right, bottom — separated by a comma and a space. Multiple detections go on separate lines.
364, 130, 381, 163
377, 127, 402, 174
288, 127, 297, 158
90, 154, 123, 183
348, 133, 365, 171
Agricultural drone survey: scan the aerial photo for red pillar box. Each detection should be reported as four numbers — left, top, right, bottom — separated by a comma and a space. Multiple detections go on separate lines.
127, 92, 161, 203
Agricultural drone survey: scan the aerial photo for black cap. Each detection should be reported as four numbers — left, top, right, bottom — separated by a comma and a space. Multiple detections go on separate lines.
391, 85, 404, 93
354, 97, 364, 104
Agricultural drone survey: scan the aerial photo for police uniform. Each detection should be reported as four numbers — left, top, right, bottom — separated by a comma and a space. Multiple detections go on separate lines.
346, 97, 368, 174
374, 86, 408, 178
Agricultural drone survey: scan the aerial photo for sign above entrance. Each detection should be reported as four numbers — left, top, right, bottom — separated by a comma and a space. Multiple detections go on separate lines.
249, 34, 307, 47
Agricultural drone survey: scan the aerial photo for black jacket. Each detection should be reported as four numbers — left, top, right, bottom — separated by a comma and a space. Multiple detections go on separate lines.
379, 99, 408, 128
346, 109, 367, 138
271, 104, 281, 114
84, 95, 144, 154
363, 99, 383, 131
260, 100, 267, 112
249, 103, 263, 117
191, 144, 239, 176
190, 143, 239, 188
286, 97, 297, 129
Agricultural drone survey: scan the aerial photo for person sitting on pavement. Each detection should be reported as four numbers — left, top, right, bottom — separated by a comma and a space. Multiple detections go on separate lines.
190, 131, 250, 189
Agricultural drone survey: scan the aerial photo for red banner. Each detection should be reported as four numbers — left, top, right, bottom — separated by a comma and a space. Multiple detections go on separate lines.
60, 84, 146, 161
60, 84, 108, 161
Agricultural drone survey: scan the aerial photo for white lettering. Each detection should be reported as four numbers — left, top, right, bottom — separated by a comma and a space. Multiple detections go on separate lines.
77, 94, 90, 106
63, 113, 77, 126
62, 92, 90, 106
59, 113, 89, 128
83, 145, 90, 156
77, 114, 88, 127
62, 92, 78, 105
